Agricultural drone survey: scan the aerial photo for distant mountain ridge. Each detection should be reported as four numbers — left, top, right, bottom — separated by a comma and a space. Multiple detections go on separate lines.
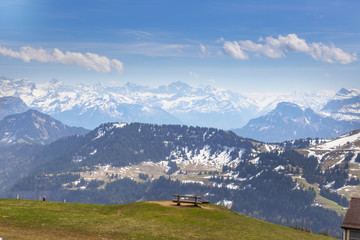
233, 102, 360, 142
0, 96, 29, 120
0, 76, 336, 129
0, 109, 89, 145
30, 122, 255, 173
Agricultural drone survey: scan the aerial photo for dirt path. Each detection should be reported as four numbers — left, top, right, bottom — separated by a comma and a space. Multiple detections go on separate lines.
146, 201, 214, 210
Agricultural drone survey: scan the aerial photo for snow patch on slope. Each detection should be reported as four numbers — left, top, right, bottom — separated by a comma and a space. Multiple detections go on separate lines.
316, 131, 360, 151
170, 145, 243, 169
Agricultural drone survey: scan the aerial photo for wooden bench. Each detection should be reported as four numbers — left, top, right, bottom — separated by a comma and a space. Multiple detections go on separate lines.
172, 194, 202, 207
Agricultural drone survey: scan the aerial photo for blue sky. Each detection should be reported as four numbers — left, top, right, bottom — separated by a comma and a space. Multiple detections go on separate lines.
0, 0, 359, 93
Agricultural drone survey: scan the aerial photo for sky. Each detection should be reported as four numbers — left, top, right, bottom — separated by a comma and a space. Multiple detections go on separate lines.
0, 0, 359, 93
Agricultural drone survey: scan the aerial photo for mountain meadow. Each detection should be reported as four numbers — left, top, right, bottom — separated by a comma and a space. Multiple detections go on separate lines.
0, 199, 335, 240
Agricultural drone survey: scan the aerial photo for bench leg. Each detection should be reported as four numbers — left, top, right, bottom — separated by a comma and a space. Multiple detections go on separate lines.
177, 195, 180, 206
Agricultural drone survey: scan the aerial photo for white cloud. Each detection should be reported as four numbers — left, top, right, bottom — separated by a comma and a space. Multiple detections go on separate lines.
309, 42, 356, 64
189, 71, 199, 78
111, 59, 124, 72
0, 46, 124, 72
223, 41, 248, 60
223, 34, 357, 64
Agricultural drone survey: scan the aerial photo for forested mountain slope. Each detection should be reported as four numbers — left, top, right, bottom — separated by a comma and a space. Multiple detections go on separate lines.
8, 122, 349, 236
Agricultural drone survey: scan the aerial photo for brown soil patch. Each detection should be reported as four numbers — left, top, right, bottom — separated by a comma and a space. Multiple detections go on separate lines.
146, 201, 215, 210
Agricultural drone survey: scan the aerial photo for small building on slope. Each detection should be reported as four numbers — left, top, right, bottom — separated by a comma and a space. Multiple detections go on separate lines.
342, 197, 360, 240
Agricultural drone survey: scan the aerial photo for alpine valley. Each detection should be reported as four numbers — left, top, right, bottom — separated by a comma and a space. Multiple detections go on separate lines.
2, 75, 360, 237
1, 121, 360, 237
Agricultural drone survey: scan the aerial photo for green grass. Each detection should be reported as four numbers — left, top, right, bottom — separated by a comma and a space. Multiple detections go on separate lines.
294, 177, 347, 215
0, 199, 335, 240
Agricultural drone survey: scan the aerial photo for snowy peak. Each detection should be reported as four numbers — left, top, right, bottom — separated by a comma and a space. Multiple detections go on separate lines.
335, 88, 360, 99
272, 102, 306, 117
321, 88, 360, 122
166, 81, 192, 93
0, 109, 89, 145
259, 101, 315, 124
0, 76, 35, 97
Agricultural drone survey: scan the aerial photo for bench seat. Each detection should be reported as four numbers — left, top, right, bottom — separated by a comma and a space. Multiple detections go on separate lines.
172, 199, 202, 204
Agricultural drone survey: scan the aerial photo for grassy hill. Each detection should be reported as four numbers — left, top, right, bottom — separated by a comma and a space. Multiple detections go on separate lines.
0, 199, 335, 240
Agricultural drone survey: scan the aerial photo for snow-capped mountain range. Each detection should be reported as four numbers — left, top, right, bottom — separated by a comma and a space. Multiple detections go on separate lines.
0, 75, 339, 130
